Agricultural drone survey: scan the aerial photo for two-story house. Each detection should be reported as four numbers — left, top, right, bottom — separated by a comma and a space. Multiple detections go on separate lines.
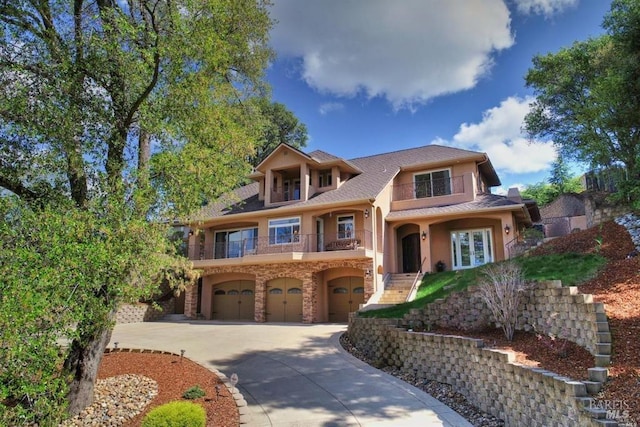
183, 143, 535, 323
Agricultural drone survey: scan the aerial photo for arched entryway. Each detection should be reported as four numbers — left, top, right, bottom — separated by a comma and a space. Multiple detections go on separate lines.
328, 276, 364, 322
266, 278, 303, 322
211, 280, 255, 320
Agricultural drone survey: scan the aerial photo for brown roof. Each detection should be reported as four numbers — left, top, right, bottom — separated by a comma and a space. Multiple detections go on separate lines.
192, 144, 501, 220
386, 194, 526, 220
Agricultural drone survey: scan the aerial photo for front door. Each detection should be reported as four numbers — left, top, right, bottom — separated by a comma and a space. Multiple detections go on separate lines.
451, 229, 493, 270
402, 233, 421, 273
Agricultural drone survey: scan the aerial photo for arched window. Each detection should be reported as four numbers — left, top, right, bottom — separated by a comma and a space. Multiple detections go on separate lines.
288, 288, 302, 294
353, 287, 364, 294
241, 289, 254, 295
214, 290, 226, 295
269, 288, 283, 294
333, 287, 348, 294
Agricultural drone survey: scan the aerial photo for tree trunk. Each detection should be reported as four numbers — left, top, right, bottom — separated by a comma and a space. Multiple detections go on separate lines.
64, 322, 113, 416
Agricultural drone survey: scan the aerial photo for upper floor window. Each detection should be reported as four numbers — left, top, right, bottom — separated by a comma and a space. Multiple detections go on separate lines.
268, 217, 301, 244
337, 215, 354, 239
318, 170, 332, 188
414, 169, 451, 198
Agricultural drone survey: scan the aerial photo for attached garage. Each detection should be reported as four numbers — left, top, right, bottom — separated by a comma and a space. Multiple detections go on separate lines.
266, 278, 303, 322
328, 277, 364, 322
211, 280, 255, 321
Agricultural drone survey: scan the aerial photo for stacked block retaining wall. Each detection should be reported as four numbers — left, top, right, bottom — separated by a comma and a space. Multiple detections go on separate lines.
116, 299, 174, 324
403, 280, 605, 355
348, 317, 602, 427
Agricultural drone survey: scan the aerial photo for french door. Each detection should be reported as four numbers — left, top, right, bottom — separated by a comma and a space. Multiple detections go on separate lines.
451, 228, 493, 270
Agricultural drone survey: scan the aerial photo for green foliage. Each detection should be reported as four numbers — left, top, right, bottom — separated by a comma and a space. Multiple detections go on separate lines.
182, 385, 206, 400
524, 1, 640, 202
521, 174, 583, 207
0, 197, 196, 425
360, 253, 606, 319
141, 401, 206, 427
0, 0, 273, 420
249, 98, 309, 167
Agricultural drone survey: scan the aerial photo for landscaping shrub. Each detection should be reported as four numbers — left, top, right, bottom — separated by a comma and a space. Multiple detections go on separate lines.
141, 401, 206, 427
182, 385, 206, 400
477, 261, 532, 341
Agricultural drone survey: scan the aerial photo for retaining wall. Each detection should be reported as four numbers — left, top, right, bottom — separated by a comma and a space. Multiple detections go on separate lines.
402, 280, 609, 357
115, 299, 174, 324
348, 317, 607, 427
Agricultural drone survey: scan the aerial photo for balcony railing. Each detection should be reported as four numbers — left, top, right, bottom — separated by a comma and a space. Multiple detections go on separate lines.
188, 230, 372, 261
393, 175, 465, 201
270, 185, 301, 203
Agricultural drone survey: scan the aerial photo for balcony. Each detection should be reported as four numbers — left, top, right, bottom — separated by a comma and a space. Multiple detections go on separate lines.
393, 175, 465, 201
188, 229, 373, 262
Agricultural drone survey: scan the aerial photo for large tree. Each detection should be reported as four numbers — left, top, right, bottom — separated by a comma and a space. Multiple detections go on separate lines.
0, 0, 273, 423
524, 0, 640, 200
250, 98, 308, 167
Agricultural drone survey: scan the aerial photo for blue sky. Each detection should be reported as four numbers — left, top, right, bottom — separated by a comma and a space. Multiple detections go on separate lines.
266, 0, 611, 194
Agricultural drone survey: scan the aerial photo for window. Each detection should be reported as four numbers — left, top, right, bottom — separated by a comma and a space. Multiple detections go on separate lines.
214, 227, 258, 259
337, 215, 354, 239
283, 179, 301, 201
268, 217, 301, 245
318, 170, 332, 188
414, 169, 451, 198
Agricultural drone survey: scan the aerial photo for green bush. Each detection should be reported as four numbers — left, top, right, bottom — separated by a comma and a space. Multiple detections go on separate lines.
182, 385, 206, 400
141, 401, 206, 427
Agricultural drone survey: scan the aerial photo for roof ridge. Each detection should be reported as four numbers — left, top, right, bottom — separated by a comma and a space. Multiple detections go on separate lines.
347, 143, 483, 162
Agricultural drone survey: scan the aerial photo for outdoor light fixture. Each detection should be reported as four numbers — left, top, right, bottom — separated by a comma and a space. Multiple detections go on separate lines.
421, 230, 427, 240
364, 208, 369, 219
365, 269, 372, 278
188, 230, 195, 237
504, 225, 511, 235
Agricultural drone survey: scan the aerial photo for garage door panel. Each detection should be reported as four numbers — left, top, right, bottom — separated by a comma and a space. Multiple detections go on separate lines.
212, 280, 255, 321
266, 279, 303, 323
328, 277, 364, 323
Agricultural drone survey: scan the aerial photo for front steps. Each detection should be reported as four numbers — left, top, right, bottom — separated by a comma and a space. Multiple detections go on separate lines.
378, 273, 420, 304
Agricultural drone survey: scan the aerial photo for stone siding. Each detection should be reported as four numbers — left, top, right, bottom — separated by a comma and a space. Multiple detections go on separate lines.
348, 317, 604, 427
186, 259, 373, 323
115, 299, 174, 324
404, 281, 606, 356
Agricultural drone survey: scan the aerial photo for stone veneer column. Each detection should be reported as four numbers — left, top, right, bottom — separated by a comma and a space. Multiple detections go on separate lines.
254, 276, 267, 322
302, 271, 315, 323
183, 284, 198, 319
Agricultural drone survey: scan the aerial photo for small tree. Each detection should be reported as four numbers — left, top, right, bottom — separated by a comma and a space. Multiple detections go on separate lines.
477, 262, 531, 341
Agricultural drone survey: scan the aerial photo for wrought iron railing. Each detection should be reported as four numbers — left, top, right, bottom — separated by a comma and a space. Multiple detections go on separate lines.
188, 229, 373, 261
392, 175, 465, 201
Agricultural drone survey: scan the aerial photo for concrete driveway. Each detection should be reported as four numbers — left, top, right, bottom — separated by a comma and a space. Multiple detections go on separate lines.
109, 321, 471, 427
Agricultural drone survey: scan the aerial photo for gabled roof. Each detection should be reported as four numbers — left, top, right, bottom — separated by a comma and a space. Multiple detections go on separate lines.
193, 144, 501, 221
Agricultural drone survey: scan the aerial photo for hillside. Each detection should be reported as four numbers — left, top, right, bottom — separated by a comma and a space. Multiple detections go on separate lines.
531, 220, 640, 423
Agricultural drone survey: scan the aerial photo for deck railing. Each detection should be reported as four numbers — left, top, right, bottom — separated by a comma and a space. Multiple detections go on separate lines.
392, 175, 465, 201
189, 229, 373, 261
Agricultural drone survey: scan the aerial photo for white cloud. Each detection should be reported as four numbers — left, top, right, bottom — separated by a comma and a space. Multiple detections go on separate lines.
270, 1, 513, 110
450, 96, 557, 174
512, 0, 578, 17
318, 102, 345, 115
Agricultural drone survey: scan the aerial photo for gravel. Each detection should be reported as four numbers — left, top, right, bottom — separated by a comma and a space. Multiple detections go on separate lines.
60, 375, 158, 426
